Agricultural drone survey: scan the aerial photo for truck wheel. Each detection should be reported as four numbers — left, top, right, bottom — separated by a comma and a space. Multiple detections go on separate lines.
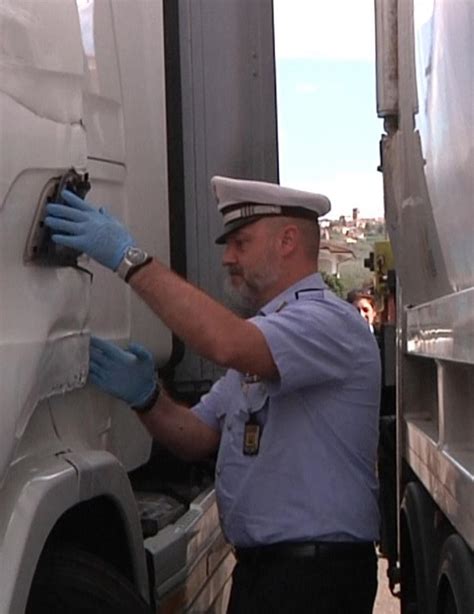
26, 544, 150, 614
437, 534, 474, 614
400, 482, 438, 614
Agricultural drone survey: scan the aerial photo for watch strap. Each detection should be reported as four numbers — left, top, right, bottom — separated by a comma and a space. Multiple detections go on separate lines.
131, 381, 161, 414
125, 256, 152, 283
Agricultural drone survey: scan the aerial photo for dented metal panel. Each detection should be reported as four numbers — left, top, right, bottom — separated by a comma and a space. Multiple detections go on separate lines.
0, 0, 171, 481
0, 0, 90, 481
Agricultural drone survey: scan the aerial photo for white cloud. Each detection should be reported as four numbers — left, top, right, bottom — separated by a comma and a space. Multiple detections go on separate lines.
280, 171, 384, 219
274, 0, 376, 61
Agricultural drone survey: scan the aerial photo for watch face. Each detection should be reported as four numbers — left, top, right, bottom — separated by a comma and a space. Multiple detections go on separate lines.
126, 247, 148, 265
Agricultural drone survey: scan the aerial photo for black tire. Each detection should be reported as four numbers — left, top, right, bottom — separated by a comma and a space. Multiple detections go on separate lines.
438, 586, 457, 614
400, 482, 439, 614
26, 544, 150, 614
437, 534, 474, 614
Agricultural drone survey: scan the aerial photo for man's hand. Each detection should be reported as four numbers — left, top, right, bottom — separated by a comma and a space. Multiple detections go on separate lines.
88, 336, 158, 409
44, 190, 135, 271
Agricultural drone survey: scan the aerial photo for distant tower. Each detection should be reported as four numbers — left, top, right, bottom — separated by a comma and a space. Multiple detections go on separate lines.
338, 215, 346, 226
352, 208, 359, 222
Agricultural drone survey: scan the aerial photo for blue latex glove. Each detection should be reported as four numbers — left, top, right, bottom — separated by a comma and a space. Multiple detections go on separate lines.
88, 336, 158, 408
44, 190, 135, 271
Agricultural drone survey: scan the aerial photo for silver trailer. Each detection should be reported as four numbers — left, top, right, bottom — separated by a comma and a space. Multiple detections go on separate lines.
375, 0, 474, 612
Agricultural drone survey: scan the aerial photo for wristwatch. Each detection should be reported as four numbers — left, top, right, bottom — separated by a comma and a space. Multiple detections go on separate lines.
116, 246, 152, 283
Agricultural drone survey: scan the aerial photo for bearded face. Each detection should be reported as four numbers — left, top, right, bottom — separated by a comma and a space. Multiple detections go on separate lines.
223, 228, 281, 317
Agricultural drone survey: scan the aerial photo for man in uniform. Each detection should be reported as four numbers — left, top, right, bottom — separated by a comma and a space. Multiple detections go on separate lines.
45, 176, 381, 613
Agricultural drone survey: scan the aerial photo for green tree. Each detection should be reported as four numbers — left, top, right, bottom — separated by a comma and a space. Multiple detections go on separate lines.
321, 272, 344, 297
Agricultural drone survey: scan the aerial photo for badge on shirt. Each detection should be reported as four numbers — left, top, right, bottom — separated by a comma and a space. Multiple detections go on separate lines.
243, 414, 261, 455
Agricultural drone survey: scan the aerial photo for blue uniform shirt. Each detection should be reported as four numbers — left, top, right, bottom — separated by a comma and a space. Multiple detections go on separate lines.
192, 273, 381, 548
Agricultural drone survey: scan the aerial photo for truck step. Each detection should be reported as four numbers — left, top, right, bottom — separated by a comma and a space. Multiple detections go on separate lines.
135, 492, 187, 538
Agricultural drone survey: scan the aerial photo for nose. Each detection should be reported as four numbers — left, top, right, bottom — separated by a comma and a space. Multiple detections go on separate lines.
222, 243, 237, 266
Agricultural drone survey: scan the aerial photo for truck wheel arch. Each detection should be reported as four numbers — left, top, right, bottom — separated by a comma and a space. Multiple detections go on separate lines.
39, 495, 139, 585
0, 450, 148, 613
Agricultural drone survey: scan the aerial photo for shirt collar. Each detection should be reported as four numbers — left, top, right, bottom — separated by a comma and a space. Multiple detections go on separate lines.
258, 272, 326, 316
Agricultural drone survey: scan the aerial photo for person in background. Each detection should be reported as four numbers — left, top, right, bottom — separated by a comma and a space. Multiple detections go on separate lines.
45, 176, 381, 614
347, 289, 378, 333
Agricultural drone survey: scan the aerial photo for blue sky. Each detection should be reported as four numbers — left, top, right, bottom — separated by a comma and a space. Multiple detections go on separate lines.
274, 0, 384, 220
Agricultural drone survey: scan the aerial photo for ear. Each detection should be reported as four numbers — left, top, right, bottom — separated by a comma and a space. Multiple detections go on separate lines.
279, 224, 298, 256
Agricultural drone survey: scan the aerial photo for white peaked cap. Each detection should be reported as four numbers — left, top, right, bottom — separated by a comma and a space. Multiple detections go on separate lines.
211, 176, 331, 244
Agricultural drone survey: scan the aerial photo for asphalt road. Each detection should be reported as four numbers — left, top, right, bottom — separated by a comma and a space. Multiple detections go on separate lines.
374, 557, 400, 614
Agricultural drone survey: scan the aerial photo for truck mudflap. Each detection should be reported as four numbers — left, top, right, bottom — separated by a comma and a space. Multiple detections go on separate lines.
145, 487, 234, 613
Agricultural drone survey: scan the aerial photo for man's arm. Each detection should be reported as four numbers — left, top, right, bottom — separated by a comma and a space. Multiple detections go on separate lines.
44, 191, 277, 380
138, 389, 220, 462
130, 258, 277, 379
88, 336, 220, 461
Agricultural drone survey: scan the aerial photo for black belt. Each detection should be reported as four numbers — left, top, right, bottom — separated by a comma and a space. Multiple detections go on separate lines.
235, 541, 375, 563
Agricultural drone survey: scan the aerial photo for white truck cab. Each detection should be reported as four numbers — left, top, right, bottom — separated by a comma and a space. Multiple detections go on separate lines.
0, 1, 277, 612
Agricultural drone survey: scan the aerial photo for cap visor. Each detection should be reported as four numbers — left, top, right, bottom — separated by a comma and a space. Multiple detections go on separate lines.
215, 216, 263, 244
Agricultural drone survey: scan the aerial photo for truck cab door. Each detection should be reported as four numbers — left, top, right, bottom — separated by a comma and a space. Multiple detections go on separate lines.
0, 0, 91, 480
47, 0, 171, 471
0, 0, 171, 478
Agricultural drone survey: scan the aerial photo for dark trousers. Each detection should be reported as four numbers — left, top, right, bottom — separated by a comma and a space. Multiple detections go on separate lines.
227, 542, 378, 614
